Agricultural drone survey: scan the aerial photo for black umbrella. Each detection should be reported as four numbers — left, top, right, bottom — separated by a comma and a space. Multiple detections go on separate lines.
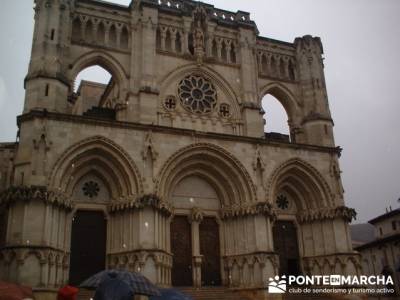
150, 288, 193, 300
80, 270, 161, 296
94, 277, 133, 300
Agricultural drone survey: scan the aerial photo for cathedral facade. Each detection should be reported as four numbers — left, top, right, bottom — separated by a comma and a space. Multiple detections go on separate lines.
0, 0, 361, 299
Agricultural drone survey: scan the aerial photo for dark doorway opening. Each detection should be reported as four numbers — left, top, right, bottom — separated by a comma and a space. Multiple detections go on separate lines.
69, 210, 107, 286
171, 216, 193, 286
200, 217, 221, 286
273, 220, 301, 276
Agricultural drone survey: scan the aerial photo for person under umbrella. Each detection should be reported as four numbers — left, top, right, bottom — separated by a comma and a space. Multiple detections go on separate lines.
150, 289, 193, 300
94, 273, 134, 300
57, 285, 79, 300
80, 270, 160, 298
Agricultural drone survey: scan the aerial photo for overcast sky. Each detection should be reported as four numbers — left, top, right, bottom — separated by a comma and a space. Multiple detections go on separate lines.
0, 0, 399, 223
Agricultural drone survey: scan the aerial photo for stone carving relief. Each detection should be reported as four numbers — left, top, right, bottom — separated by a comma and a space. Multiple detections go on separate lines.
192, 5, 207, 63
142, 131, 158, 184
252, 145, 266, 200
32, 127, 52, 177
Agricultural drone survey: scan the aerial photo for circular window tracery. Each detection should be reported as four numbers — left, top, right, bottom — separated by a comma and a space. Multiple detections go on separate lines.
82, 181, 100, 198
178, 75, 217, 114
276, 194, 289, 210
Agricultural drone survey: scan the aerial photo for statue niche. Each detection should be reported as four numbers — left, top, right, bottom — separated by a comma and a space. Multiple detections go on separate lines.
191, 6, 208, 63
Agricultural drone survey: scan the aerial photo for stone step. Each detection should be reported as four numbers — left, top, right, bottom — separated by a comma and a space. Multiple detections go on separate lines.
178, 287, 250, 300
77, 289, 94, 300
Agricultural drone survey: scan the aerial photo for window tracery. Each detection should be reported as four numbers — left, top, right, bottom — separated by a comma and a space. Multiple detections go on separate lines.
276, 194, 289, 210
178, 75, 217, 114
82, 181, 100, 198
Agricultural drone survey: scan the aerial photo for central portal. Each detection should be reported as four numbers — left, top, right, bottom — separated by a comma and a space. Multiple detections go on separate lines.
200, 217, 221, 286
273, 220, 301, 276
69, 210, 107, 285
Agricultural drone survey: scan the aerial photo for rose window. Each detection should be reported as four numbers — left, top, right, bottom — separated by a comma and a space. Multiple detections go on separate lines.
82, 181, 100, 198
178, 75, 217, 114
276, 194, 289, 210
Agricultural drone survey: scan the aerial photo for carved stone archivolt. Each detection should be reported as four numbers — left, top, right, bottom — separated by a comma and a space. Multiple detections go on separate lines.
48, 135, 143, 200
266, 157, 334, 209
155, 143, 257, 206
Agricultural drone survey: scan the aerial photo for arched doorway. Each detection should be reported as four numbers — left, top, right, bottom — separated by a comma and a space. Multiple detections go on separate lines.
171, 216, 193, 286
170, 175, 222, 287
69, 210, 107, 285
200, 217, 221, 286
273, 220, 301, 276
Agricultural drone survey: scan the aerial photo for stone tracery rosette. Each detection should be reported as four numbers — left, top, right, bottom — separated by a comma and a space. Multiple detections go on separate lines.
178, 74, 217, 114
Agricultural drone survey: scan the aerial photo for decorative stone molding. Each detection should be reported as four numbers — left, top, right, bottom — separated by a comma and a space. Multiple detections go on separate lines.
302, 253, 362, 276
156, 143, 257, 205
0, 246, 70, 288
48, 135, 144, 197
189, 207, 204, 223
0, 186, 72, 210
109, 194, 173, 217
142, 130, 158, 161
223, 252, 278, 269
220, 202, 276, 220
107, 250, 173, 285
266, 157, 335, 208
252, 145, 266, 172
298, 206, 357, 223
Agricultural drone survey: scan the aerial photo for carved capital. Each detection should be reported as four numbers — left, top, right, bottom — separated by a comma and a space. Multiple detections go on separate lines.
189, 207, 204, 223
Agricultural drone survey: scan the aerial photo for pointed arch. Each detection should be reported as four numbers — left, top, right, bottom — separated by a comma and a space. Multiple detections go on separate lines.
267, 158, 333, 211
155, 143, 256, 207
69, 50, 128, 89
259, 82, 300, 124
48, 136, 143, 200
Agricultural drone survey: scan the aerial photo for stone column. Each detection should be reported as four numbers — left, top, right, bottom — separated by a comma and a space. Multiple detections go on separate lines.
190, 208, 204, 287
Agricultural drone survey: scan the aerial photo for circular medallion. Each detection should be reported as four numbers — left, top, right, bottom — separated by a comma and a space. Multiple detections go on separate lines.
178, 74, 217, 114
